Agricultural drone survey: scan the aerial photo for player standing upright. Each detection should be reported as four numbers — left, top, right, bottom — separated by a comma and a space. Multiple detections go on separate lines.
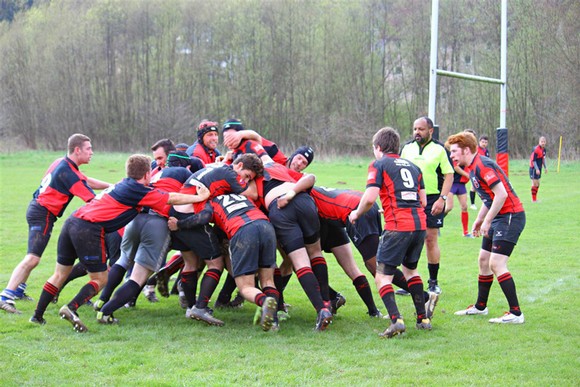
447, 132, 526, 324
529, 136, 547, 203
350, 127, 430, 338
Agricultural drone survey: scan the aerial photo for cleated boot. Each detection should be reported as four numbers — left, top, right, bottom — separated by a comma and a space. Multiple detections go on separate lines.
314, 308, 333, 331
454, 305, 488, 316
29, 315, 47, 325
379, 318, 406, 338
489, 312, 524, 324
0, 299, 21, 314
330, 293, 346, 315
427, 279, 441, 294
227, 292, 245, 308
188, 306, 224, 326
59, 305, 88, 333
260, 297, 277, 332
425, 292, 439, 319
96, 311, 119, 325
416, 318, 432, 330
93, 299, 104, 312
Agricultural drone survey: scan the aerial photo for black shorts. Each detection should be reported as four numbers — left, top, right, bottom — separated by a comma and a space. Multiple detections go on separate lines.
57, 217, 108, 273
26, 200, 57, 257
268, 193, 320, 254
170, 210, 221, 260
105, 231, 122, 266
229, 220, 277, 277
488, 211, 526, 246
346, 203, 382, 248
425, 194, 445, 229
376, 230, 426, 274
529, 167, 541, 180
319, 219, 349, 252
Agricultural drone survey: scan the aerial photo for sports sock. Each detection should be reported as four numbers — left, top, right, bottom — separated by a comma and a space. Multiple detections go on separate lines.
263, 286, 280, 305
100, 280, 141, 315
407, 276, 427, 321
531, 186, 538, 201
392, 269, 409, 291
461, 211, 469, 235
33, 282, 59, 319
15, 282, 28, 298
170, 270, 182, 295
254, 292, 266, 307
63, 263, 88, 287
379, 284, 400, 323
470, 191, 476, 205
475, 274, 494, 309
68, 281, 99, 312
497, 272, 521, 316
217, 274, 237, 304
195, 268, 222, 309
274, 270, 292, 310
352, 275, 377, 313
99, 264, 127, 303
328, 286, 338, 300
180, 270, 198, 308
428, 263, 440, 282
295, 266, 324, 312
310, 256, 330, 301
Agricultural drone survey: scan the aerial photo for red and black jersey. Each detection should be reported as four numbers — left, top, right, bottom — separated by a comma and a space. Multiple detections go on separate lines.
529, 145, 546, 170
467, 154, 524, 214
209, 194, 268, 239
261, 138, 288, 165
189, 142, 220, 166
34, 156, 96, 217
311, 186, 362, 225
181, 165, 247, 213
366, 154, 426, 232
255, 162, 297, 208
150, 166, 192, 217
452, 160, 469, 184
73, 178, 170, 233
232, 139, 269, 161
477, 146, 490, 157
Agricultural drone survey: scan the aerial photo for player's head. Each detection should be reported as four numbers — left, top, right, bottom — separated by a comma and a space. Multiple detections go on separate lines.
126, 154, 152, 181
446, 132, 477, 167
167, 151, 194, 168
539, 136, 546, 147
67, 133, 93, 165
373, 127, 400, 158
197, 120, 219, 150
413, 116, 434, 145
232, 153, 264, 183
222, 118, 245, 133
287, 146, 314, 172
175, 143, 189, 152
478, 135, 489, 148
151, 139, 176, 169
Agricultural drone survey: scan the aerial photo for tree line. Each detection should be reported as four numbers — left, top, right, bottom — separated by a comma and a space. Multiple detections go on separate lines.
0, 0, 577, 158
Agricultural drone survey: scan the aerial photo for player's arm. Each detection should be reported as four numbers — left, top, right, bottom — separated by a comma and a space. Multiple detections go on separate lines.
223, 130, 263, 149
167, 185, 210, 205
432, 172, 453, 215
86, 177, 112, 190
349, 186, 380, 224
276, 173, 316, 208
478, 182, 507, 238
168, 209, 213, 231
419, 188, 427, 208
454, 165, 469, 180
241, 180, 258, 201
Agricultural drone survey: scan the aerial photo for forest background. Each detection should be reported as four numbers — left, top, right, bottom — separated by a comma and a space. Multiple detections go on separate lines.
0, 0, 578, 158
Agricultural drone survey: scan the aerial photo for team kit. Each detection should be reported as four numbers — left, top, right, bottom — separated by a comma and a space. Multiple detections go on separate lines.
1, 117, 532, 337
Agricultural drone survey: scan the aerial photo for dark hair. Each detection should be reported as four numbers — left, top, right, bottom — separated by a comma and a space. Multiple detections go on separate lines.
373, 127, 400, 154
151, 139, 176, 155
126, 154, 151, 180
479, 135, 489, 141
233, 153, 264, 177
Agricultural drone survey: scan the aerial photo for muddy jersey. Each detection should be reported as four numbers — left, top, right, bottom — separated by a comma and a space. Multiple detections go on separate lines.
209, 194, 268, 239
310, 186, 361, 225
467, 154, 524, 214
366, 153, 426, 232
33, 156, 96, 217
181, 165, 247, 213
73, 178, 170, 233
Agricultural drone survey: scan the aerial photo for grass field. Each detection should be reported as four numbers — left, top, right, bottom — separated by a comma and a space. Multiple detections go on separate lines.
0, 152, 579, 385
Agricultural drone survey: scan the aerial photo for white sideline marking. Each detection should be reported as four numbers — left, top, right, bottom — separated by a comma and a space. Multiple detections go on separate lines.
525, 276, 575, 303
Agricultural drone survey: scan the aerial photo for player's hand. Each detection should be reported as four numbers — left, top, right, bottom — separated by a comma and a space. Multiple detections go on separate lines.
431, 197, 444, 215
479, 219, 491, 238
197, 185, 210, 200
223, 132, 242, 149
167, 217, 179, 231
544, 168, 548, 174
535, 168, 540, 175
348, 212, 359, 225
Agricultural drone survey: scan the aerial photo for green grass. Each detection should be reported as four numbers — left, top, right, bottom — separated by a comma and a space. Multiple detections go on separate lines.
1, 152, 579, 385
